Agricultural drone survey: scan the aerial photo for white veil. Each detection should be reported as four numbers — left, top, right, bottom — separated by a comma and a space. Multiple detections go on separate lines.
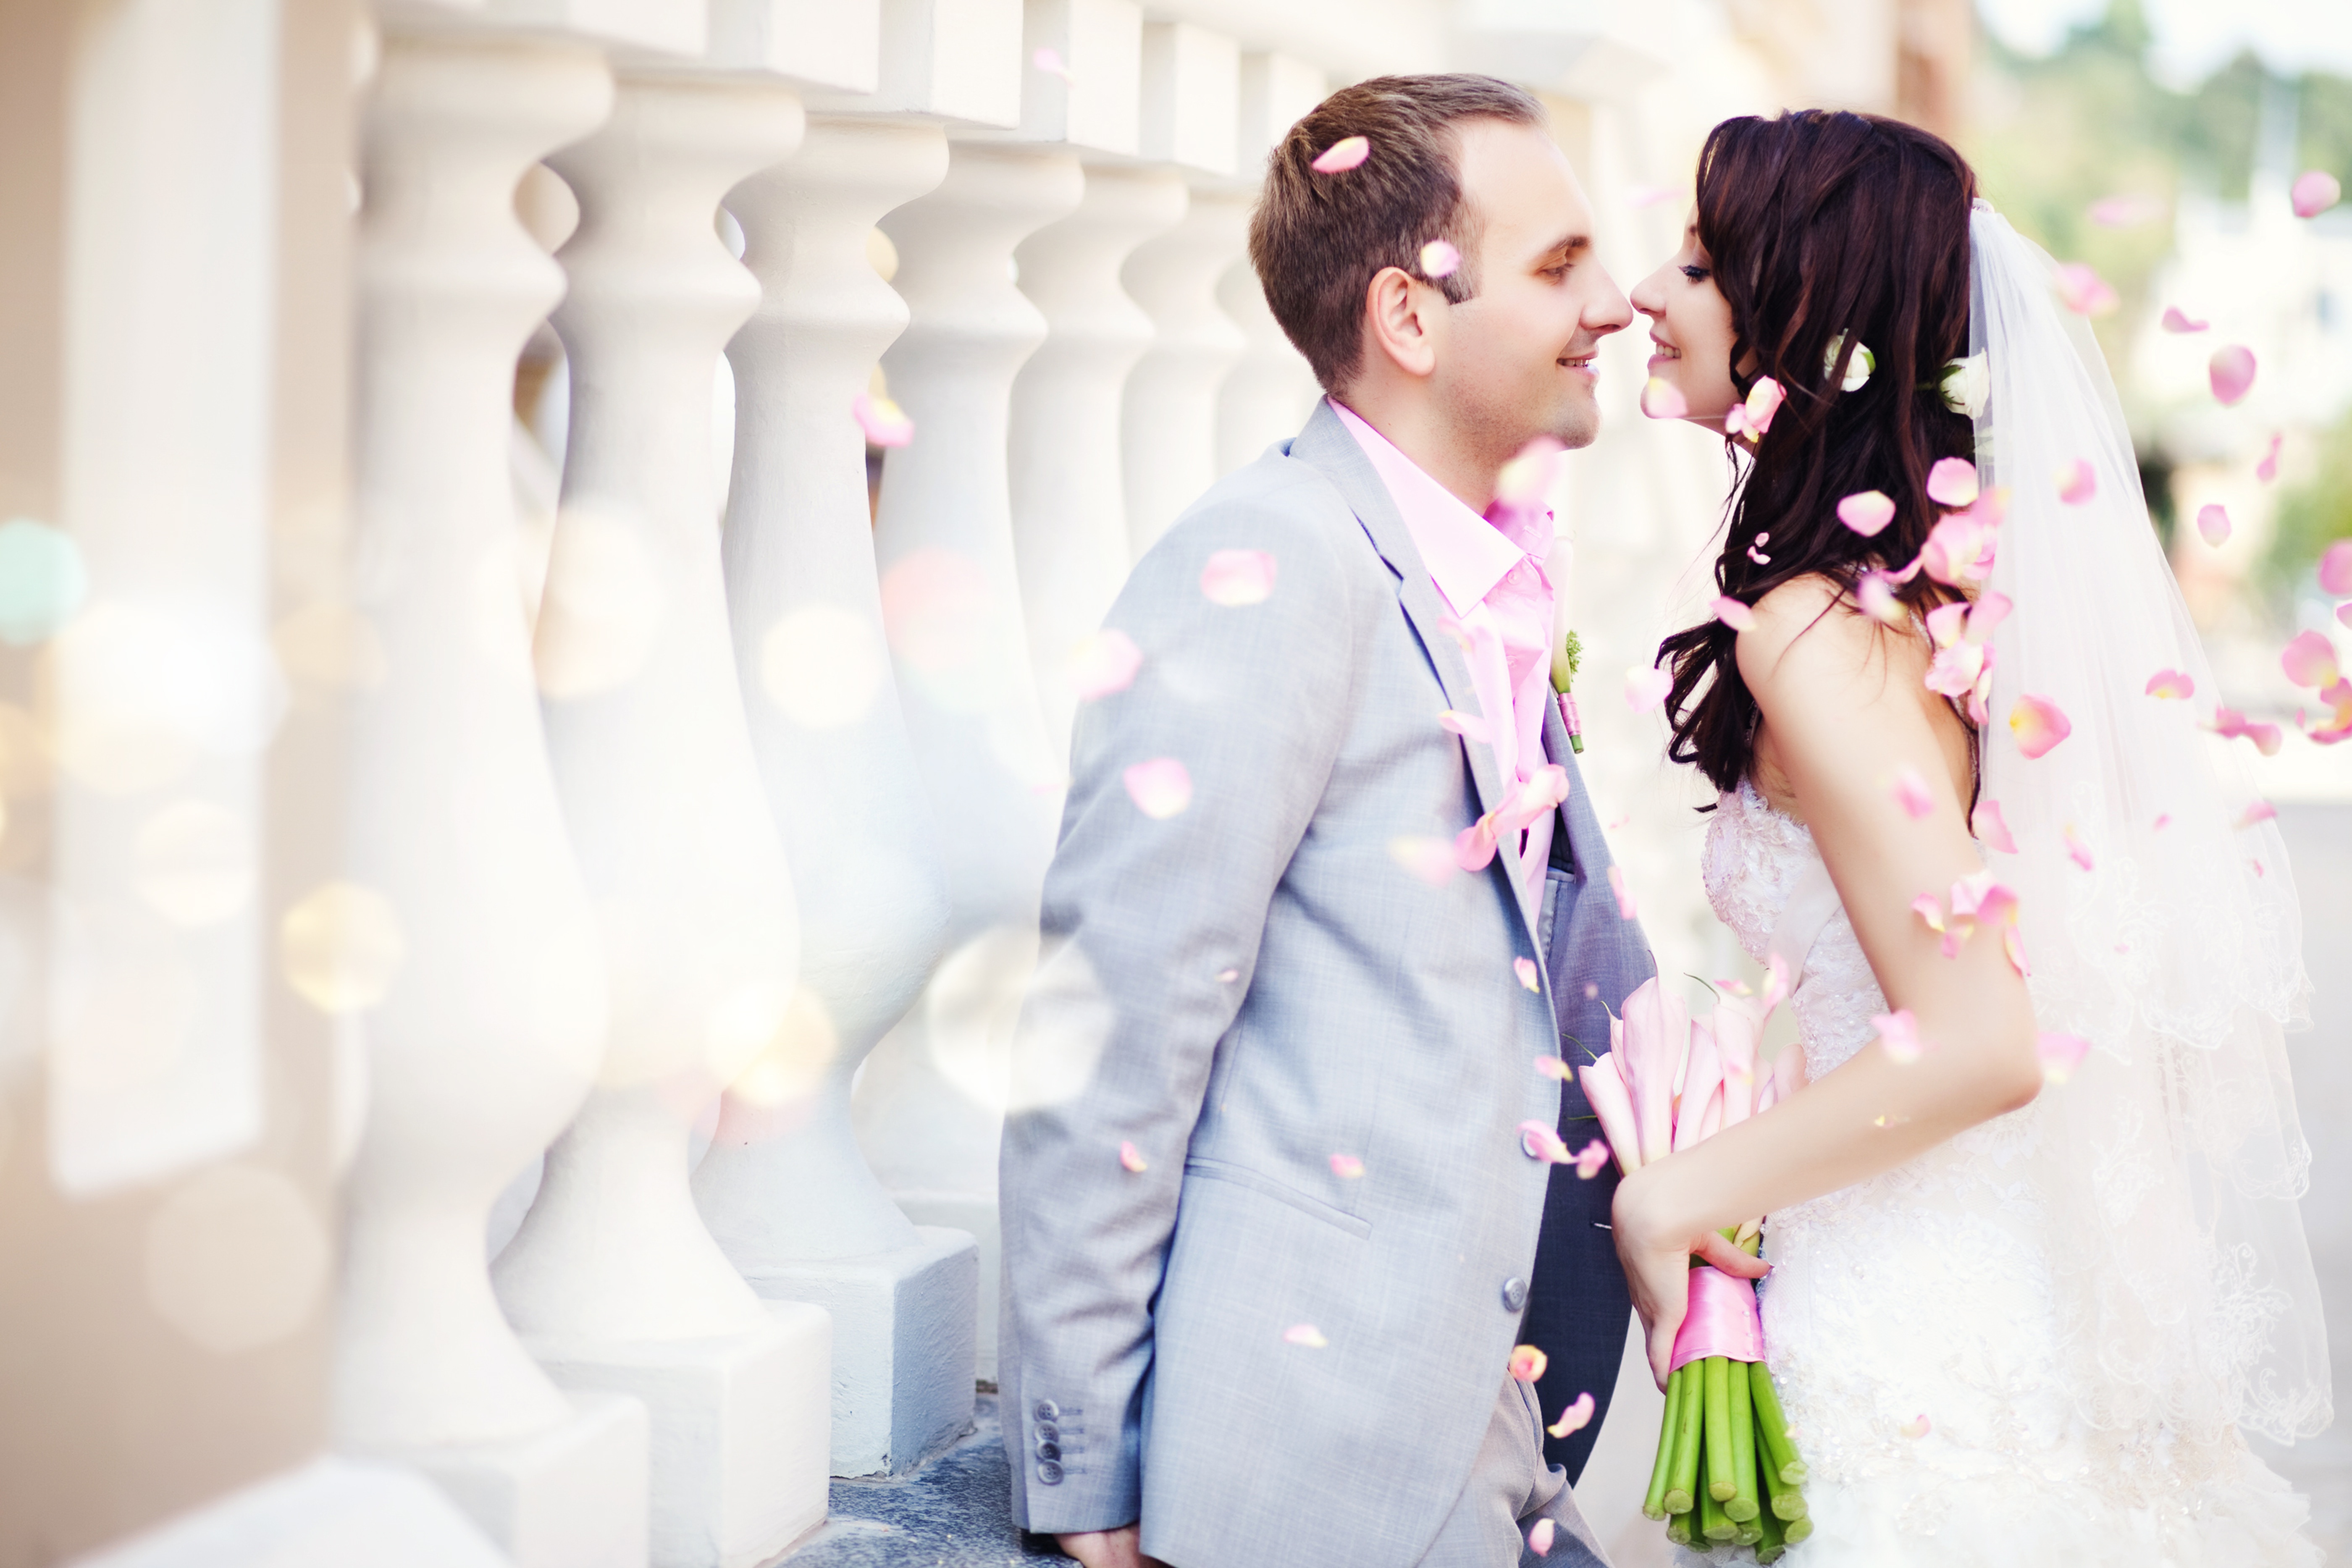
1969, 199, 2331, 1449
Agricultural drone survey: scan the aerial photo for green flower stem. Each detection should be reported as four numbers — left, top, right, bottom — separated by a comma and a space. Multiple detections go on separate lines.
1664, 1509, 1693, 1548
1755, 1493, 1789, 1562
1704, 1357, 1737, 1502
1749, 1360, 1809, 1487
1726, 1360, 1760, 1523
1643, 1364, 1682, 1521
1735, 1517, 1764, 1547
1666, 1360, 1702, 1515
1783, 1513, 1814, 1546
1696, 1443, 1735, 1542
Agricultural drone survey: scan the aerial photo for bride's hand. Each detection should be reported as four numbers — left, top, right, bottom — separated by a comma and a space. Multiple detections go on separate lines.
1612, 1164, 1771, 1390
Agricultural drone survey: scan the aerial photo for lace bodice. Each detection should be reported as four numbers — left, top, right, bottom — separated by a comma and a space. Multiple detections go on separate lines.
1682, 781, 2317, 1565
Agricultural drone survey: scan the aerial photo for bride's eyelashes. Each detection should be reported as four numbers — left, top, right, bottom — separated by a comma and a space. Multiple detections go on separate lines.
1680, 263, 1711, 283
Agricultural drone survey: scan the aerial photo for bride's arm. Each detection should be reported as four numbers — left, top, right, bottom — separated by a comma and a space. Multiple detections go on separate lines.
1612, 576, 2042, 1384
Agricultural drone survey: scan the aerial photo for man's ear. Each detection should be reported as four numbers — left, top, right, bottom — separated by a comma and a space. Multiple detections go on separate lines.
1361, 265, 1441, 380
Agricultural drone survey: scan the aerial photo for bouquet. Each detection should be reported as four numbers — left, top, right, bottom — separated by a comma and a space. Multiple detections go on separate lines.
1579, 972, 1814, 1562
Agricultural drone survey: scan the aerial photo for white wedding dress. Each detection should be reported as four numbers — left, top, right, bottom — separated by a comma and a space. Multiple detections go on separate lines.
1678, 777, 2319, 1565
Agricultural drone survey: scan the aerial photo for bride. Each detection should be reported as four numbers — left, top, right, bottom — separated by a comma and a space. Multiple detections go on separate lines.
1613, 109, 2331, 1563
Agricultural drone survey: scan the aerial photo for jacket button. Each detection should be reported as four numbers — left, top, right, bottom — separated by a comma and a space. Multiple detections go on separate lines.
1037, 1459, 1065, 1486
1037, 1440, 1061, 1462
1502, 1277, 1529, 1312
1036, 1422, 1059, 1442
1034, 1399, 1060, 1422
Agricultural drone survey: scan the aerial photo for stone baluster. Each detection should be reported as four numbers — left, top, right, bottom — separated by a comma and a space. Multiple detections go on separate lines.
692, 115, 978, 1480
490, 72, 830, 1568
1120, 21, 1247, 556
1215, 50, 1326, 473
1008, 162, 1186, 756
336, 31, 650, 1568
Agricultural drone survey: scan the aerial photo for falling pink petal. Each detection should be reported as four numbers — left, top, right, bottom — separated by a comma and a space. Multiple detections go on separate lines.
851, 391, 914, 447
2207, 705, 2285, 757
1925, 456, 1979, 508
1311, 136, 1370, 173
1389, 835, 1459, 887
2292, 170, 2343, 219
1217, 967, 1240, 983
1546, 1392, 1596, 1442
1640, 377, 1688, 420
2064, 824, 2095, 871
1418, 239, 1461, 279
1497, 436, 1564, 510
1910, 893, 1946, 936
2256, 433, 2282, 484
2196, 503, 2232, 547
1888, 764, 1935, 819
2282, 630, 2342, 689
1119, 1140, 1147, 1172
2087, 193, 2163, 228
1509, 1344, 1549, 1382
1625, 665, 1674, 713
1518, 1119, 1570, 1164
2160, 306, 2209, 334
2053, 262, 2118, 316
1437, 708, 1493, 744
2340, 603, 2352, 631
1283, 1322, 1328, 1348
1873, 1008, 1926, 1064
2009, 694, 2071, 758
2236, 802, 2277, 830
2037, 1031, 2091, 1086
1570, 1139, 1610, 1180
1122, 758, 1193, 818
1514, 957, 1541, 992
2209, 345, 2257, 406
1535, 1055, 1570, 1080
1856, 569, 1906, 626
2056, 459, 2097, 505
1606, 864, 1637, 920
1031, 45, 1070, 79
1971, 799, 2017, 852
2321, 541, 2352, 596
1901, 1413, 1933, 1439
1200, 548, 1277, 606
1838, 489, 1897, 537
2155, 812, 2172, 831
1741, 377, 1785, 435
1068, 628, 1142, 699
1329, 1153, 1365, 1179
1712, 595, 1755, 631
1627, 184, 1679, 209
2145, 669, 2194, 700
1454, 815, 1499, 872
1527, 1517, 1557, 1555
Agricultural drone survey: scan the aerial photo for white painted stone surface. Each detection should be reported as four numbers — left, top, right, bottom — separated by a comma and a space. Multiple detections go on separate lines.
1213, 254, 1321, 476
1120, 186, 1248, 556
406, 1394, 651, 1568
66, 1455, 518, 1568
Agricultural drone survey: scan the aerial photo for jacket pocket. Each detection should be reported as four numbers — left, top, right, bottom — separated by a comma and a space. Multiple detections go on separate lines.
1181, 1156, 1373, 1240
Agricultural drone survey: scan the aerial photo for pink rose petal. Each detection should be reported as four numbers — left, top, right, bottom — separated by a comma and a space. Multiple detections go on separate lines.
2145, 669, 2194, 700
1606, 864, 1638, 920
2282, 630, 2342, 689
1528, 1518, 1558, 1555
851, 390, 914, 447
1925, 456, 1979, 508
1838, 489, 1897, 536
1971, 799, 2017, 853
1283, 1322, 1328, 1348
1122, 758, 1193, 818
1389, 835, 1459, 887
1519, 1120, 1571, 1164
1438, 708, 1493, 744
2009, 694, 2071, 758
1625, 665, 1674, 713
1514, 957, 1540, 992
1311, 136, 1369, 174
1740, 377, 1785, 435
1873, 1008, 1926, 1064
2209, 345, 2257, 406
2321, 540, 2352, 597
2064, 824, 2095, 871
1546, 1392, 1596, 1440
2292, 170, 2343, 219
2053, 262, 2118, 315
2037, 1031, 2091, 1086
2236, 801, 2277, 830
2056, 459, 2097, 505
1509, 1344, 1549, 1382
1119, 1140, 1147, 1172
1902, 1413, 1933, 1439
2256, 433, 2282, 484
1454, 815, 1499, 872
2160, 306, 2209, 334
1536, 1055, 1570, 1080
1712, 595, 1756, 631
1068, 627, 1142, 699
1200, 548, 1277, 606
2208, 705, 2285, 756
1640, 377, 1689, 420
1570, 1139, 1610, 1180
2088, 193, 2163, 228
1032, 45, 1070, 79
1888, 763, 1935, 819
1856, 569, 1906, 627
1329, 1153, 1365, 1179
1418, 239, 1461, 279
2197, 504, 2232, 547
1910, 893, 1946, 937
2339, 603, 2352, 631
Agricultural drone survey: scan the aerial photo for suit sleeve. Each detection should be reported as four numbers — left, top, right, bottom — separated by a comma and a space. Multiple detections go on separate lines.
999, 482, 1360, 1534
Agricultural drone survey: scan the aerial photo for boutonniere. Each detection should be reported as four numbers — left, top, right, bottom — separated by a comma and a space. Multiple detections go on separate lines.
1552, 629, 1585, 754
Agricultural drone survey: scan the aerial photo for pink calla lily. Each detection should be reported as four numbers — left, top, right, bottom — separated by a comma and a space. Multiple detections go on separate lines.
1578, 1055, 1643, 1177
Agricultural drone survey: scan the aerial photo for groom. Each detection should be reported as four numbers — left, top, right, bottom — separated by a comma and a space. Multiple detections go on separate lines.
1000, 75, 1651, 1568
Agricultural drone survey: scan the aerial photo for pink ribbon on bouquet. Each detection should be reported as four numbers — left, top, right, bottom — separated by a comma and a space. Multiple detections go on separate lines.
1668, 1264, 1765, 1374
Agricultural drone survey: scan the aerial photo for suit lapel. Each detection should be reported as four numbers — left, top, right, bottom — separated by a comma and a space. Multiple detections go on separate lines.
1286, 403, 1530, 903
1543, 693, 1609, 883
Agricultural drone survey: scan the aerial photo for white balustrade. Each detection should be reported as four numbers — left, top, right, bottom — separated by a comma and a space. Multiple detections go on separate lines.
1120, 187, 1249, 555
491, 71, 829, 1568
337, 31, 648, 1568
1008, 163, 1187, 755
850, 138, 1085, 1382
1214, 256, 1323, 475
693, 114, 979, 1479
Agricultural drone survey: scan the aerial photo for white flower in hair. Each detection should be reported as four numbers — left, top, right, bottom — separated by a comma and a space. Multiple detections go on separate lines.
1824, 332, 1875, 392
1940, 352, 1989, 418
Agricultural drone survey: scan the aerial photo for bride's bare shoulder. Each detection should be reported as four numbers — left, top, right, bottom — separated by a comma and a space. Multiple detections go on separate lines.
1733, 574, 1911, 684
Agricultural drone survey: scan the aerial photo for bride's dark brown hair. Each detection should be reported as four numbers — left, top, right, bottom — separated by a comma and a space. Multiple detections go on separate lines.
1656, 110, 1979, 796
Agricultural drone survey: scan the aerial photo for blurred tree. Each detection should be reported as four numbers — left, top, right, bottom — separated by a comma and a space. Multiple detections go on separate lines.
2264, 406, 2352, 605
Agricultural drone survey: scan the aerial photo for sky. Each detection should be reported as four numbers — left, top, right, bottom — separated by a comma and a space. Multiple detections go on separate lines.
1975, 0, 2352, 85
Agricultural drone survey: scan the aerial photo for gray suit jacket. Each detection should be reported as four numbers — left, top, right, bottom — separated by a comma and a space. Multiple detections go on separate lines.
1000, 401, 1654, 1568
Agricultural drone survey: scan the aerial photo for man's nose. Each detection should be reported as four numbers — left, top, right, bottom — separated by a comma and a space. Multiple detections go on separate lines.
1585, 266, 1634, 335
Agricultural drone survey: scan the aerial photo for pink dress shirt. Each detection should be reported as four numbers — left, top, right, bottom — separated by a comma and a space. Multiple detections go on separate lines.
1330, 399, 1558, 929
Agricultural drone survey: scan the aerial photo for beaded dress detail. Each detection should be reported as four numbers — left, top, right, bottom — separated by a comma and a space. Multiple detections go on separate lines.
1673, 779, 2318, 1566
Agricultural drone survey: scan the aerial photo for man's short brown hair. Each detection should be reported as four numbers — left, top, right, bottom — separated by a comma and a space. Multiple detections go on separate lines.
1248, 74, 1545, 392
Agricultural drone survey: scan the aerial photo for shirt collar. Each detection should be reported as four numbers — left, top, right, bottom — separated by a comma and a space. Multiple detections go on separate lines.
1328, 398, 1542, 619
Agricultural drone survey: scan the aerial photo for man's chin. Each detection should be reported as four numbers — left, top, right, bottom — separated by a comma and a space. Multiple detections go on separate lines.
1550, 388, 1602, 451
